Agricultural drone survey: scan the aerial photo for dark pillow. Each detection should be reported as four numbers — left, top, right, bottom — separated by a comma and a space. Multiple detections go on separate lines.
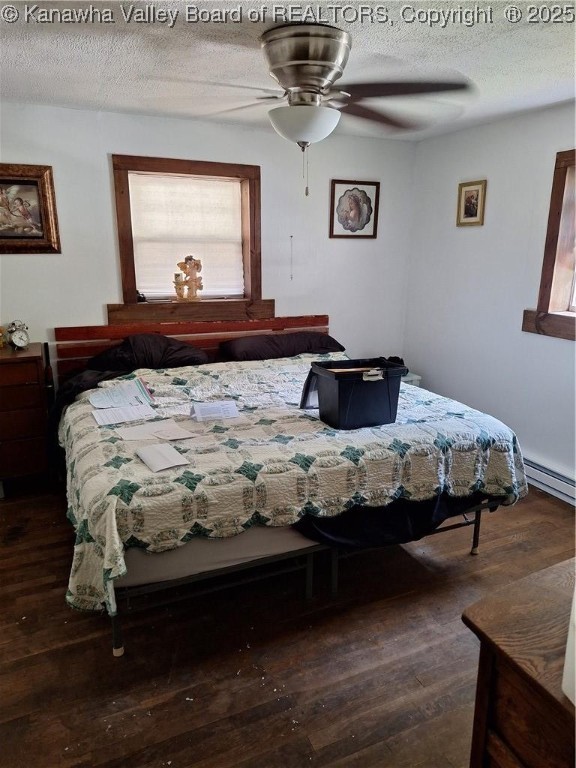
86, 340, 135, 372
219, 331, 345, 362
87, 333, 208, 371
157, 336, 209, 368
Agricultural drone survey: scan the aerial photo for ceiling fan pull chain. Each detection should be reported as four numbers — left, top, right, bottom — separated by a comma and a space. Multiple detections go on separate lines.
301, 144, 310, 197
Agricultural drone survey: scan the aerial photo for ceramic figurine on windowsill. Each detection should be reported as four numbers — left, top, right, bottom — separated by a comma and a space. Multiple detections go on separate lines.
175, 255, 203, 301
173, 273, 185, 300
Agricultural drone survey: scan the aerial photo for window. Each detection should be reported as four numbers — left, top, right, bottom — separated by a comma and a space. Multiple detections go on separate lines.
129, 173, 244, 300
112, 155, 270, 321
523, 149, 575, 341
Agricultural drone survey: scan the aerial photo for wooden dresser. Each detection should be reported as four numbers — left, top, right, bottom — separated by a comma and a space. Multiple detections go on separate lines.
0, 343, 48, 482
462, 559, 575, 768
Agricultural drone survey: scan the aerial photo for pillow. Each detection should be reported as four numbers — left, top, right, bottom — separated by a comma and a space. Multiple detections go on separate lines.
219, 331, 345, 362
128, 333, 208, 368
87, 333, 208, 371
86, 340, 134, 372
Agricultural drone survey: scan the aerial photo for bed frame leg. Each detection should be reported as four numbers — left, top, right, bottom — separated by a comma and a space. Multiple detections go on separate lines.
106, 581, 124, 656
110, 614, 125, 657
470, 509, 482, 555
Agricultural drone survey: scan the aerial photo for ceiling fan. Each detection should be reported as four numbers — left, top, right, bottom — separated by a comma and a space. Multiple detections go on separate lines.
231, 24, 470, 149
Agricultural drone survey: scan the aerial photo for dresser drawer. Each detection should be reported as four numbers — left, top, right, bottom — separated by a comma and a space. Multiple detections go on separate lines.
0, 385, 44, 412
493, 660, 574, 768
0, 361, 40, 386
0, 344, 47, 482
0, 409, 46, 440
0, 437, 47, 478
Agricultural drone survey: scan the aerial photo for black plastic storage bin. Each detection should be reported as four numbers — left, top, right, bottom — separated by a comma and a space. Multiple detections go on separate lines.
305, 358, 408, 430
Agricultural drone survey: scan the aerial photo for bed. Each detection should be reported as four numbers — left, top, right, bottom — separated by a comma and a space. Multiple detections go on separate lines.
54, 316, 528, 655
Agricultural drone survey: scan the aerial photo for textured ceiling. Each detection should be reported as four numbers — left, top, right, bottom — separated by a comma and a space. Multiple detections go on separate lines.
1, 0, 574, 140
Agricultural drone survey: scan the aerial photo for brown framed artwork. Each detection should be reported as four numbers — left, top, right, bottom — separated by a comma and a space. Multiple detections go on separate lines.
457, 179, 487, 226
330, 180, 380, 238
0, 164, 61, 253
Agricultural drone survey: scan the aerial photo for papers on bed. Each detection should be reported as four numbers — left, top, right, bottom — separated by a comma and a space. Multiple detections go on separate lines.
112, 413, 194, 470
90, 378, 156, 425
115, 419, 193, 441
191, 401, 239, 421
136, 444, 189, 472
89, 380, 240, 427
89, 378, 153, 409
92, 404, 156, 426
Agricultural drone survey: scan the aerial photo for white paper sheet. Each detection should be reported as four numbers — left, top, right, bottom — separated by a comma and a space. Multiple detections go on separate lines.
115, 419, 193, 441
191, 401, 240, 421
153, 425, 194, 440
92, 404, 156, 426
136, 444, 189, 472
89, 379, 153, 409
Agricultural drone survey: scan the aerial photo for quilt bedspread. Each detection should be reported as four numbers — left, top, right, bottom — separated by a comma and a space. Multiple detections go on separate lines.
59, 353, 528, 612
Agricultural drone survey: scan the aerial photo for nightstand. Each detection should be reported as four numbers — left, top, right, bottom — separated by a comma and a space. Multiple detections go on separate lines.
402, 372, 422, 387
0, 343, 48, 487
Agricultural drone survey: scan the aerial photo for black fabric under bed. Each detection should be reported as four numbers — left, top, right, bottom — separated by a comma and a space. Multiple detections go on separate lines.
292, 491, 500, 549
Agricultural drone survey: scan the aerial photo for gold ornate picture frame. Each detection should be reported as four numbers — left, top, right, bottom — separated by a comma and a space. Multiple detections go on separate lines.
457, 179, 487, 227
0, 163, 61, 253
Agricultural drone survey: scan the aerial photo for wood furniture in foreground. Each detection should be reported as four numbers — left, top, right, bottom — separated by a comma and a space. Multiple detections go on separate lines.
0, 343, 48, 485
462, 558, 575, 768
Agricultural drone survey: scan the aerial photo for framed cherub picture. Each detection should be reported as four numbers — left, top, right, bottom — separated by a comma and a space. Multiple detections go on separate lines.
0, 164, 61, 253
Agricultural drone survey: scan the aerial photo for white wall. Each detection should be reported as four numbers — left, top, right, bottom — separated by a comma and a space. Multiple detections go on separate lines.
0, 103, 414, 358
403, 102, 575, 478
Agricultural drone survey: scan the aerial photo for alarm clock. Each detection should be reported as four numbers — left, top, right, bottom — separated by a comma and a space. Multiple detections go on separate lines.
6, 320, 30, 350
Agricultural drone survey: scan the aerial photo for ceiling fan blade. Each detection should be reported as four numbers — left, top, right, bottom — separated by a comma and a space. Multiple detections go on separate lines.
198, 80, 284, 97
337, 80, 469, 100
341, 102, 419, 130
148, 76, 284, 98
211, 98, 283, 116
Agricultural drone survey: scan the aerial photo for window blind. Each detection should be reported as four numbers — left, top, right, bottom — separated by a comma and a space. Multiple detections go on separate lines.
128, 172, 244, 300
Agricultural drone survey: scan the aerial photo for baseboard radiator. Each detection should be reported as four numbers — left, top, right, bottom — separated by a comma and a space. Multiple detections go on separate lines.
524, 459, 575, 505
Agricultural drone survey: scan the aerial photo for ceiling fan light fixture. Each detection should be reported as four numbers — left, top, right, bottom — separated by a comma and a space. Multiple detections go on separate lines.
268, 105, 341, 147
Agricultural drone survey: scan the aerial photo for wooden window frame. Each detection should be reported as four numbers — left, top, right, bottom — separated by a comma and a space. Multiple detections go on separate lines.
110, 154, 274, 323
522, 149, 575, 341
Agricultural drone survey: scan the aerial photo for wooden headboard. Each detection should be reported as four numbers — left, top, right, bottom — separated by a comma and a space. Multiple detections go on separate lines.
54, 315, 330, 383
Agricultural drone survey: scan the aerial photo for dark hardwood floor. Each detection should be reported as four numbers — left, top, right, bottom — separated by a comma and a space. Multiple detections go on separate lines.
0, 482, 573, 768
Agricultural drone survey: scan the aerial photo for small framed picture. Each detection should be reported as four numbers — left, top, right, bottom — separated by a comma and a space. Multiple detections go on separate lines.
0, 164, 61, 253
330, 180, 380, 238
457, 179, 487, 227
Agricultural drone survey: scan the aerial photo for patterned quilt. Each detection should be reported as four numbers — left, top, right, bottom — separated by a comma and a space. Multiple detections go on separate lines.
59, 353, 528, 612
